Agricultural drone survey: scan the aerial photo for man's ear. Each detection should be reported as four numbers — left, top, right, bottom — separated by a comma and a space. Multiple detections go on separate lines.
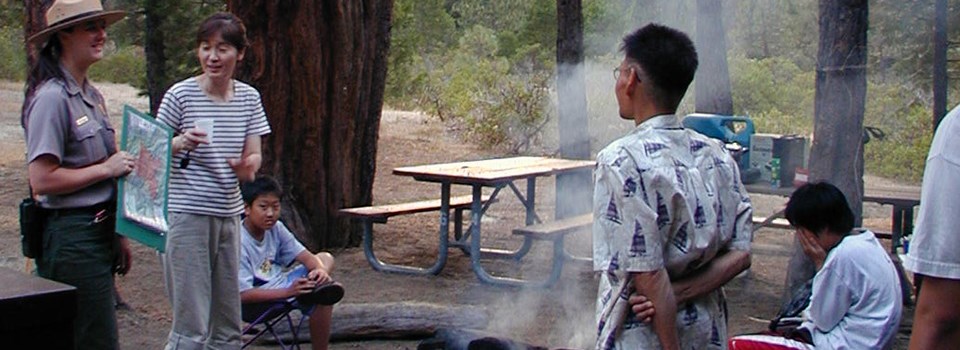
624, 71, 637, 97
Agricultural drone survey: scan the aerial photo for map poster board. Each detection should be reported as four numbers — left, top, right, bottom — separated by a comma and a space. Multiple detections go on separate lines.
115, 105, 172, 252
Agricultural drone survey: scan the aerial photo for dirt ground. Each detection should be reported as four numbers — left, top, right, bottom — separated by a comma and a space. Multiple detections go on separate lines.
0, 81, 915, 349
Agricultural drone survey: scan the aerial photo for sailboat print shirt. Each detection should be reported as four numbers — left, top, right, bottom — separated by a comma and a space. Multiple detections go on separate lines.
592, 114, 753, 349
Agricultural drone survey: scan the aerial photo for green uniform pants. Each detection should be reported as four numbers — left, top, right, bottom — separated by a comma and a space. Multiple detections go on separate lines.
38, 210, 118, 350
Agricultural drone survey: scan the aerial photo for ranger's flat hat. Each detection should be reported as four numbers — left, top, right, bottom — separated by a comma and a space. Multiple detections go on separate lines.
28, 0, 125, 44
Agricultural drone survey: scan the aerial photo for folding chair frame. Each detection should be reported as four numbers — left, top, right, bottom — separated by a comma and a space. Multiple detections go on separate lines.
241, 301, 308, 349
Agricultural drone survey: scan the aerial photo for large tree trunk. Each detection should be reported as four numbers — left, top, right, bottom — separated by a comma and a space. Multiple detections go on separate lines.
694, 0, 734, 115
143, 0, 167, 116
811, 0, 867, 231
23, 0, 47, 70
228, 1, 394, 249
933, 0, 948, 131
783, 0, 868, 302
555, 0, 591, 219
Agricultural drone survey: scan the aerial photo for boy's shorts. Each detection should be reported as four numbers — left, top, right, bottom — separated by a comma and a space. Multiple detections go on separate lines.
242, 265, 317, 318
283, 265, 317, 314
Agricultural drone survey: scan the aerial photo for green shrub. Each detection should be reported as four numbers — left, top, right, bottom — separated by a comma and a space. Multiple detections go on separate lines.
729, 54, 815, 135
864, 103, 932, 183
89, 45, 146, 87
422, 25, 550, 152
0, 26, 26, 81
727, 53, 933, 183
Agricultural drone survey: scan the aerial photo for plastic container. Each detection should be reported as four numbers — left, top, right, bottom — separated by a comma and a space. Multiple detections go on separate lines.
770, 158, 781, 187
682, 113, 756, 170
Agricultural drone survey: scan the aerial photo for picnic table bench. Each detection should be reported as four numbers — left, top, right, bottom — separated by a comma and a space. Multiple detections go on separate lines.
511, 213, 594, 270
339, 194, 492, 275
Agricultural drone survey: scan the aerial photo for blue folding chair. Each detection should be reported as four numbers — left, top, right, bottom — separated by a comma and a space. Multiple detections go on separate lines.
241, 300, 307, 349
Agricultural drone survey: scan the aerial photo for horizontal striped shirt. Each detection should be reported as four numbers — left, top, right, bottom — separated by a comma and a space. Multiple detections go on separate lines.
157, 77, 271, 217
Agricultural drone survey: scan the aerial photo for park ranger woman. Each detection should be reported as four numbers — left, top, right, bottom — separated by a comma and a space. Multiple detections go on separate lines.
22, 0, 134, 349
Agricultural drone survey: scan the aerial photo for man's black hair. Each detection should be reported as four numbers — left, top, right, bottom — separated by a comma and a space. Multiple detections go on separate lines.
241, 176, 283, 205
621, 23, 698, 111
784, 182, 855, 236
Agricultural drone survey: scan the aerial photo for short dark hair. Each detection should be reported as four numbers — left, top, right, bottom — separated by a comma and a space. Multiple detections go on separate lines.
621, 23, 698, 110
197, 12, 248, 52
241, 176, 283, 205
784, 182, 855, 235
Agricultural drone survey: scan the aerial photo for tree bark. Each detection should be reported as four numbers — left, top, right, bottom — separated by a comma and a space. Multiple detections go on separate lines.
227, 1, 394, 249
694, 0, 734, 115
933, 0, 948, 131
143, 0, 167, 116
555, 0, 591, 219
23, 0, 48, 69
811, 0, 867, 228
783, 0, 868, 301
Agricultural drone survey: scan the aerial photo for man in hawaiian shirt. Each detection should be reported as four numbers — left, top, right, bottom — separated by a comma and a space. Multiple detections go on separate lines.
593, 23, 754, 349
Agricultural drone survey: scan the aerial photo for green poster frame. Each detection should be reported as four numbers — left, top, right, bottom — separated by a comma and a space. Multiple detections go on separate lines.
115, 105, 172, 252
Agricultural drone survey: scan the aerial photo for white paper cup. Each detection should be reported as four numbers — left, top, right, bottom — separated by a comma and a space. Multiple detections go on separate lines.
195, 118, 214, 144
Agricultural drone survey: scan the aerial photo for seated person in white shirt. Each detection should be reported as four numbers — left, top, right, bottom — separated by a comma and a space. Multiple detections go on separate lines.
631, 181, 903, 350
238, 176, 344, 350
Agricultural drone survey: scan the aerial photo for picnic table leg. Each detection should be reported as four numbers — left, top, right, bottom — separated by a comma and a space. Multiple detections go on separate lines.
359, 184, 451, 276
473, 182, 534, 260
892, 205, 916, 306
525, 177, 536, 225
891, 206, 903, 254
468, 184, 563, 288
450, 207, 472, 256
454, 208, 463, 241
456, 185, 500, 248
903, 206, 914, 237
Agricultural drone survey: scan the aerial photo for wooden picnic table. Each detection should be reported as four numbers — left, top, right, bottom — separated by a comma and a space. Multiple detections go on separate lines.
745, 183, 921, 254
393, 156, 595, 287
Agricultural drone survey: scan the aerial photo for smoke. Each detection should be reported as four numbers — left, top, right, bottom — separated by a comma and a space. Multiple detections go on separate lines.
478, 6, 719, 349
482, 262, 598, 349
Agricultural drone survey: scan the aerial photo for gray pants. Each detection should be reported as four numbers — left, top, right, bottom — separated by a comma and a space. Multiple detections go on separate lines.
163, 212, 241, 350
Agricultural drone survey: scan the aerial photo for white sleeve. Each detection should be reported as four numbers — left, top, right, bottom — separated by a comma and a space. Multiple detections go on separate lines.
807, 261, 854, 332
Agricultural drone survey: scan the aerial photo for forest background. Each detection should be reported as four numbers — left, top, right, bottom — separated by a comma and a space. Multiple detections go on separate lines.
1, 0, 958, 184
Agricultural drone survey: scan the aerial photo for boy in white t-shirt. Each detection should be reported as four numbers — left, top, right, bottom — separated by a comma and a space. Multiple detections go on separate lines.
630, 182, 903, 350
239, 176, 344, 350
728, 182, 903, 349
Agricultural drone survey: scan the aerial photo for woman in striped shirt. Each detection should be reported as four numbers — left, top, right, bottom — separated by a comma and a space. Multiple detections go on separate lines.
156, 12, 271, 349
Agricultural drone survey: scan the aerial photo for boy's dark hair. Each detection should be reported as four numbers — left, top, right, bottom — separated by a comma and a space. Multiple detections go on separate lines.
621, 23, 698, 111
784, 182, 855, 236
241, 176, 283, 205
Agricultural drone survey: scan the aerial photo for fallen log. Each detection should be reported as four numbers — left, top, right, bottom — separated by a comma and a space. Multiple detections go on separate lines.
250, 302, 489, 344
417, 328, 548, 350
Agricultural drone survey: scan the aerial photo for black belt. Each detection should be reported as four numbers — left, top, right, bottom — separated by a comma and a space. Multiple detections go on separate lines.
49, 201, 116, 217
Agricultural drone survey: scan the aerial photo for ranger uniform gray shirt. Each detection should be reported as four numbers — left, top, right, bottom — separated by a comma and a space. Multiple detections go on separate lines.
25, 67, 117, 209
